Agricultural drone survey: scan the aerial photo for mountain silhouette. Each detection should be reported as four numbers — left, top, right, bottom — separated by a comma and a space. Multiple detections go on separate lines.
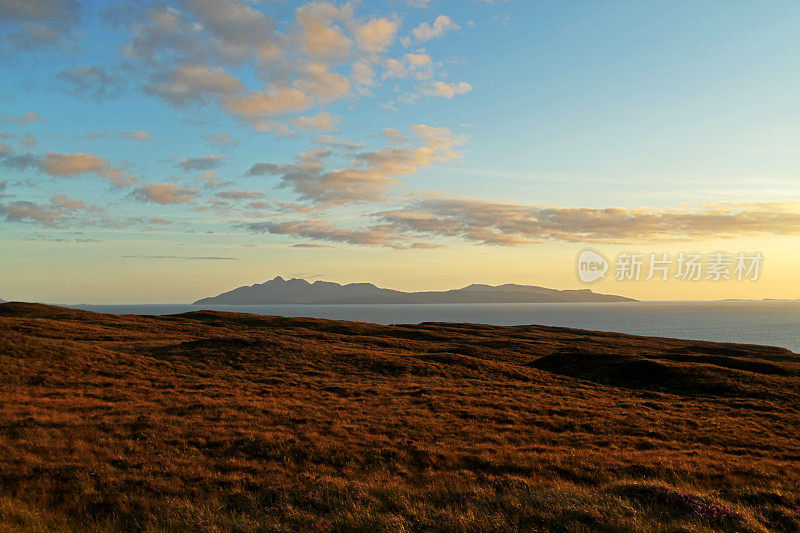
194, 276, 637, 305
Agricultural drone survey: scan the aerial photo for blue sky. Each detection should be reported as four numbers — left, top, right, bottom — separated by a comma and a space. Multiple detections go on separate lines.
1, 0, 799, 303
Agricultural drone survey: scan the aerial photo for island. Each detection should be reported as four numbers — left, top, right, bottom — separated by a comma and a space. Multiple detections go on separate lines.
194, 276, 637, 305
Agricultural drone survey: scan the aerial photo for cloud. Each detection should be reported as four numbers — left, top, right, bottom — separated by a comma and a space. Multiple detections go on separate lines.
41, 152, 104, 175
22, 235, 98, 243
1, 152, 40, 171
181, 0, 277, 62
0, 0, 81, 50
243, 220, 400, 246
119, 130, 151, 142
0, 194, 100, 227
50, 194, 89, 210
296, 62, 350, 103
56, 65, 122, 100
291, 112, 339, 132
119, 5, 203, 68
113, 1, 465, 126
123, 255, 238, 260
351, 60, 374, 89
196, 170, 230, 189
314, 135, 364, 150
215, 189, 263, 200
406, 15, 459, 45
238, 199, 800, 249
0, 111, 41, 125
356, 17, 399, 54
244, 200, 313, 213
133, 183, 198, 204
203, 133, 236, 146
0, 201, 65, 226
291, 243, 333, 248
179, 155, 223, 171
247, 162, 284, 176
223, 86, 312, 119
147, 63, 243, 106
377, 199, 800, 246
21, 134, 36, 149
41, 152, 134, 186
381, 128, 408, 144
424, 80, 472, 98
384, 52, 433, 80
295, 2, 352, 59
246, 124, 461, 205
251, 120, 295, 136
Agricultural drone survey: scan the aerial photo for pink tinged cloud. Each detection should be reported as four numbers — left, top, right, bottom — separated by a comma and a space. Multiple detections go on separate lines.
41, 152, 134, 187
134, 183, 198, 204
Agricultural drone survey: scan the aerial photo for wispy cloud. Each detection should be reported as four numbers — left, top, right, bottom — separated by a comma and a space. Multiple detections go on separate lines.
56, 65, 123, 100
243, 220, 401, 247
0, 111, 41, 125
123, 255, 238, 260
215, 189, 263, 200
133, 183, 198, 204
0, 148, 134, 187
377, 199, 800, 246
147, 63, 243, 106
237, 199, 800, 249
246, 124, 462, 205
423, 81, 473, 98
203, 133, 237, 146
403, 15, 459, 46
0, 0, 81, 51
179, 155, 223, 171
104, 0, 468, 133
42, 152, 134, 186
0, 194, 102, 227
119, 130, 151, 142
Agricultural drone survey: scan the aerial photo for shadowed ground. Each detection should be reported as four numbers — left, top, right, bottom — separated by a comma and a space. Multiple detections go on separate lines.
1, 302, 799, 532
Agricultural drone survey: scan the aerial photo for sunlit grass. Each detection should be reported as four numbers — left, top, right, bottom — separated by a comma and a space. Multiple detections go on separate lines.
0, 303, 798, 531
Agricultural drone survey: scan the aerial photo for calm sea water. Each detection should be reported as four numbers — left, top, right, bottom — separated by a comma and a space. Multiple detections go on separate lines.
67, 301, 800, 353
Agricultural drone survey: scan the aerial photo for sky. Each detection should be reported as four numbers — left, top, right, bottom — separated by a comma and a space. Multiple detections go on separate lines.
1, 0, 799, 304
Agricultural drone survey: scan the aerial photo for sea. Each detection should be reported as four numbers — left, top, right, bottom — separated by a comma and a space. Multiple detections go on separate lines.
67, 301, 800, 354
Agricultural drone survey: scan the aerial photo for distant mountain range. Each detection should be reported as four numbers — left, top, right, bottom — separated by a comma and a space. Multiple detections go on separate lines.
194, 276, 638, 305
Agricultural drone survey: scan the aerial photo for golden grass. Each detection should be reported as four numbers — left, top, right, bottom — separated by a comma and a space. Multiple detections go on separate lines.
0, 302, 798, 532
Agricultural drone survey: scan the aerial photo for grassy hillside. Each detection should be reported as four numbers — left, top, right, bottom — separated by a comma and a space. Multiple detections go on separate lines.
1, 302, 799, 532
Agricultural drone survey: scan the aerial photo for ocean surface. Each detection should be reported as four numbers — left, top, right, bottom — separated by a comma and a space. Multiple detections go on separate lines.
67, 301, 800, 353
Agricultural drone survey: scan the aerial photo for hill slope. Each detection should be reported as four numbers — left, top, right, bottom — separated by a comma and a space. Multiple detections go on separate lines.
0, 302, 798, 531
194, 276, 637, 304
